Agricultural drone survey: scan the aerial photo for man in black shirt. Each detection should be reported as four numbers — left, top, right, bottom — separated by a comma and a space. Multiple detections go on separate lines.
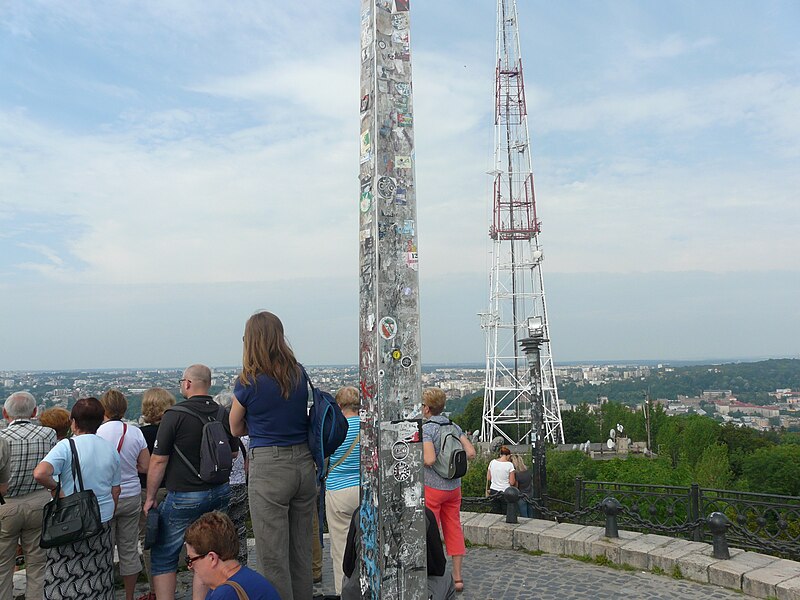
144, 364, 238, 600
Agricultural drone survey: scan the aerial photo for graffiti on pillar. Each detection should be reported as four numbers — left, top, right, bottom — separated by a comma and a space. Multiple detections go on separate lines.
359, 0, 426, 598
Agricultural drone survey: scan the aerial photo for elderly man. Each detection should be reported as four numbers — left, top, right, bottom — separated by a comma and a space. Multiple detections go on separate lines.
0, 392, 57, 600
144, 364, 238, 600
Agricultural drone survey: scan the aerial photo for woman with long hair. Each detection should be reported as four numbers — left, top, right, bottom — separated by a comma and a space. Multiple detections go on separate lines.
229, 311, 316, 600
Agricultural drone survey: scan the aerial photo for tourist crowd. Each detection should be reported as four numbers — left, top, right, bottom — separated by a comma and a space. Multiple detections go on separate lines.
0, 310, 481, 600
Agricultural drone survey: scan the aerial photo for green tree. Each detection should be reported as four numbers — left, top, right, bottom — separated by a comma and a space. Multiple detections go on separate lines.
680, 415, 720, 468
451, 395, 484, 436
561, 404, 600, 443
545, 450, 598, 504
693, 443, 733, 489
719, 423, 774, 479
741, 445, 800, 496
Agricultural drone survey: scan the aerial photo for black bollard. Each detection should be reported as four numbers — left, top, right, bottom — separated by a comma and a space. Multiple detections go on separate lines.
504, 486, 520, 524
601, 497, 623, 538
707, 512, 731, 559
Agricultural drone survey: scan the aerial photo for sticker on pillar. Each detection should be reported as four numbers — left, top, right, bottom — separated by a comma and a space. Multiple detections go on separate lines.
397, 112, 413, 127
378, 39, 387, 50
392, 30, 409, 45
359, 190, 373, 213
392, 461, 411, 482
391, 349, 402, 361
401, 356, 413, 369
394, 81, 411, 96
379, 316, 398, 340
395, 187, 407, 204
406, 252, 419, 270
402, 220, 414, 236
360, 130, 371, 156
394, 0, 410, 12
392, 13, 409, 30
391, 441, 409, 461
377, 176, 396, 199
396, 155, 412, 169
360, 94, 370, 113
366, 314, 375, 331
402, 286, 412, 296
378, 369, 385, 378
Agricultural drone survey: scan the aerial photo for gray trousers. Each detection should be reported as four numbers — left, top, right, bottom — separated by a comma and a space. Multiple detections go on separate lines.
249, 444, 317, 600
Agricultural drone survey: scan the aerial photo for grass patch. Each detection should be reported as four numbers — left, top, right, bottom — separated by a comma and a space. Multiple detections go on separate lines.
671, 565, 683, 579
651, 566, 666, 576
561, 554, 635, 571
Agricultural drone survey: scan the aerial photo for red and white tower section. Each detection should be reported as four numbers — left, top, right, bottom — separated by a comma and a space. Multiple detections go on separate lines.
481, 0, 564, 445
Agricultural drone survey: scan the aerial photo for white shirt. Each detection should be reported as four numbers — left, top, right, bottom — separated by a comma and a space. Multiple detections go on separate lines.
488, 458, 515, 492
97, 420, 148, 498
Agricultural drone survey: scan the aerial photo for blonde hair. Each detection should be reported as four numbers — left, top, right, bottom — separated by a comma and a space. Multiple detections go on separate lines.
422, 387, 446, 416
239, 311, 300, 399
100, 389, 128, 420
510, 454, 528, 472
39, 407, 71, 440
141, 387, 176, 424
335, 386, 359, 411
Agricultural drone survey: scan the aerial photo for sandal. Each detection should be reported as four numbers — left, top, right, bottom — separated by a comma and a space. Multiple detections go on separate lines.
454, 579, 464, 593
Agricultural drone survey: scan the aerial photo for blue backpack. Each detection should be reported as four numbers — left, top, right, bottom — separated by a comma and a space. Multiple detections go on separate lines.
302, 365, 349, 482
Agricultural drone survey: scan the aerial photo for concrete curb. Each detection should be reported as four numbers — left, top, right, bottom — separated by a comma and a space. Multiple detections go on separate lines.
461, 512, 800, 600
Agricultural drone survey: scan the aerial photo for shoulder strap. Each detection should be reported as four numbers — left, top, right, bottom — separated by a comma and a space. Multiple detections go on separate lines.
169, 404, 208, 422
167, 406, 205, 480
68, 438, 86, 492
116, 423, 128, 453
330, 433, 360, 472
222, 580, 249, 600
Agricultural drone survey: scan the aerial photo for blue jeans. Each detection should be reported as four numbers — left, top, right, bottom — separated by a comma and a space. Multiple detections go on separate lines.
150, 484, 230, 576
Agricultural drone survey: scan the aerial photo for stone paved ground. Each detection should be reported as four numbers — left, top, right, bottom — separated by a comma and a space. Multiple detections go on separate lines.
122, 540, 747, 599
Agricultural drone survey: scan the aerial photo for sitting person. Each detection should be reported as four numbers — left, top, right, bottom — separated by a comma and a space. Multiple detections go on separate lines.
341, 506, 455, 600
184, 511, 280, 600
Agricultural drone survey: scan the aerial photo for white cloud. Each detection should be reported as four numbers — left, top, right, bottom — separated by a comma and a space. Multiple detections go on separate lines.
629, 34, 716, 61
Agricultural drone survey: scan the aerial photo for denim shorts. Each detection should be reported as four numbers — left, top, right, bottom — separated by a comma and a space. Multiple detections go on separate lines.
150, 483, 230, 576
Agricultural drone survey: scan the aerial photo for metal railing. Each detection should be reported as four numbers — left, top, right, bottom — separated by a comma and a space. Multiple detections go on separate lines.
462, 478, 800, 561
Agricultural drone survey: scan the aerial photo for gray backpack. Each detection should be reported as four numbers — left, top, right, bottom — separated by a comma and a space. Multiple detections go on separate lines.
428, 420, 468, 480
169, 405, 233, 485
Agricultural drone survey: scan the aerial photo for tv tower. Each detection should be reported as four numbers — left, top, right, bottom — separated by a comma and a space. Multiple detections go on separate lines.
480, 0, 564, 445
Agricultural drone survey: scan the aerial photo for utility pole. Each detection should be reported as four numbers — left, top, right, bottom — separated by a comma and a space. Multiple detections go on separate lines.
358, 0, 426, 598
520, 317, 547, 518
481, 0, 563, 446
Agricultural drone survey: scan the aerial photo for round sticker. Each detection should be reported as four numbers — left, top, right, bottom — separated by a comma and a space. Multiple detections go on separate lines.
360, 191, 373, 213
392, 461, 411, 482
378, 369, 385, 377
377, 176, 396, 199
391, 441, 409, 461
379, 316, 397, 340
391, 349, 402, 361
401, 356, 412, 369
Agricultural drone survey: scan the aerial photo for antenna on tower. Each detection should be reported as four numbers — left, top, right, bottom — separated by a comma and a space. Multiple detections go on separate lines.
480, 0, 563, 445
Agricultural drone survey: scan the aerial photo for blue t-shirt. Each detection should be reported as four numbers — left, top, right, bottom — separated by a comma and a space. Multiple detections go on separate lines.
42, 435, 121, 522
233, 371, 309, 448
326, 415, 360, 491
206, 566, 281, 600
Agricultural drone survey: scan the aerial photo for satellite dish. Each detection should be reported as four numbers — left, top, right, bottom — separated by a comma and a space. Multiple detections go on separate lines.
609, 429, 616, 439
607, 439, 614, 449
617, 424, 624, 433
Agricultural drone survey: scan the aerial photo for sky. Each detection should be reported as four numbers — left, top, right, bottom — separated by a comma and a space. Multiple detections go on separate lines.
1, 1, 798, 370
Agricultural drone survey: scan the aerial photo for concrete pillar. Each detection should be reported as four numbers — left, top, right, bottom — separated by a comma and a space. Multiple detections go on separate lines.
358, 0, 426, 598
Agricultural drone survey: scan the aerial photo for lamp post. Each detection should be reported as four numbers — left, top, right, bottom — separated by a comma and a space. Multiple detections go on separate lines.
520, 316, 547, 518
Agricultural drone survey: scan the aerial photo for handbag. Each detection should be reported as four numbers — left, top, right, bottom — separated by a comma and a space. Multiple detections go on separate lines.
40, 438, 103, 549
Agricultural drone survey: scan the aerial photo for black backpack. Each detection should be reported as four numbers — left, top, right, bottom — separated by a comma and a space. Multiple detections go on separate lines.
169, 405, 233, 485
428, 419, 468, 480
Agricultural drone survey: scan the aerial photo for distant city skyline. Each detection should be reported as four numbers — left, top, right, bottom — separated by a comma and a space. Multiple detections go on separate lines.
2, 2, 798, 370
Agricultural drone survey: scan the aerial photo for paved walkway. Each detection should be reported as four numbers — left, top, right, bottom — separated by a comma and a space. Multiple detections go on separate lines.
122, 539, 746, 599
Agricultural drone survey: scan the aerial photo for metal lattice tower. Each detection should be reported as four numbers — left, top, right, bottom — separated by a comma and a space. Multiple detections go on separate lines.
480, 0, 564, 446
